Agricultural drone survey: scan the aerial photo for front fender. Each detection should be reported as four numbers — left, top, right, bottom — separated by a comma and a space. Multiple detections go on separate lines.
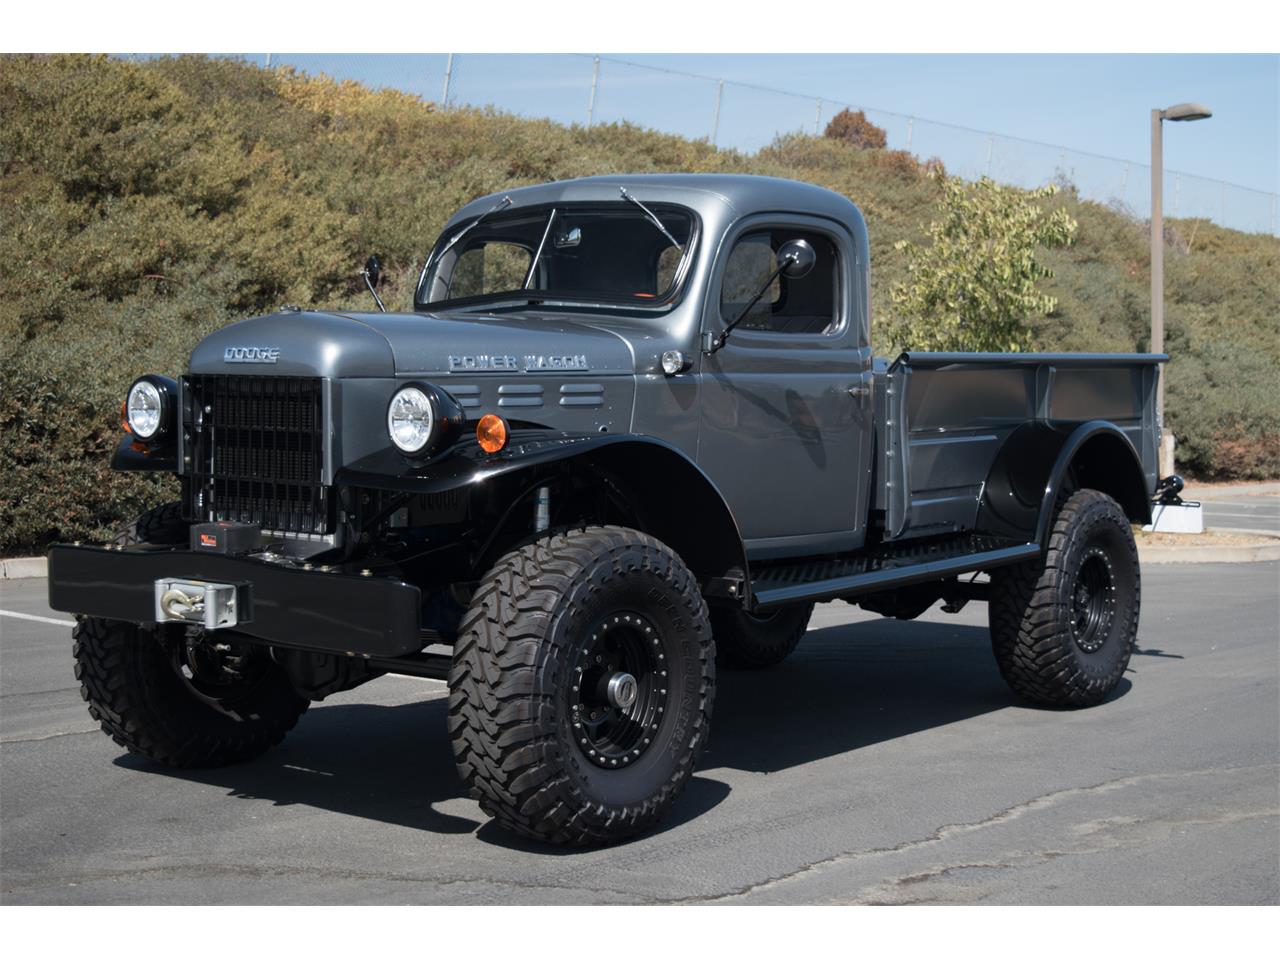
336, 432, 749, 584
110, 434, 177, 472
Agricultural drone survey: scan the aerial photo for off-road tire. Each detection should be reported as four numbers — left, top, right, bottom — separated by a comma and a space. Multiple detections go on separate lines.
73, 502, 308, 767
448, 525, 715, 846
74, 618, 309, 766
988, 489, 1140, 707
711, 602, 813, 668
114, 500, 188, 546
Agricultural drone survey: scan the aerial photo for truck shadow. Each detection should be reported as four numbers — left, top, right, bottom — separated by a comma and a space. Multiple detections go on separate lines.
117, 617, 1130, 843
704, 617, 1132, 774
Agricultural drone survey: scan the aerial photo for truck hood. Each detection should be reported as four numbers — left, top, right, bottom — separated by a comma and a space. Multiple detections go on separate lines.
189, 309, 636, 379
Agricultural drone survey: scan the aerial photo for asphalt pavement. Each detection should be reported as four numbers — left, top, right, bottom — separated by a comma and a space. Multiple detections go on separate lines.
2, 555, 1277, 906
1194, 491, 1280, 533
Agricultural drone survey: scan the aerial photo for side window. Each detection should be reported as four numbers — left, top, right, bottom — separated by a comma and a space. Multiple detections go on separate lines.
449, 242, 532, 299
718, 229, 839, 336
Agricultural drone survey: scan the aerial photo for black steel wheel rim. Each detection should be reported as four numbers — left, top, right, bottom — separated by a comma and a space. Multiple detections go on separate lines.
168, 628, 269, 718
570, 610, 669, 769
1071, 545, 1117, 653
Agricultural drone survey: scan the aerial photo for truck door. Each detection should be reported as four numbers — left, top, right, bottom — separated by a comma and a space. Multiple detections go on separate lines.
696, 216, 873, 560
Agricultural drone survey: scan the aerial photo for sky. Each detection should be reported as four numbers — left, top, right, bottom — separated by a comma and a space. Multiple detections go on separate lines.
258, 53, 1277, 192
618, 54, 1278, 193
162, 51, 1275, 233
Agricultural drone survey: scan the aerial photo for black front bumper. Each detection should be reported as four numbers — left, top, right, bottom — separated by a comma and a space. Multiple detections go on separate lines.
47, 545, 423, 658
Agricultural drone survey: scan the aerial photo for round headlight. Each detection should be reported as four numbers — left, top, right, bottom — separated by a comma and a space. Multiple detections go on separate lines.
388, 386, 435, 454
126, 379, 163, 439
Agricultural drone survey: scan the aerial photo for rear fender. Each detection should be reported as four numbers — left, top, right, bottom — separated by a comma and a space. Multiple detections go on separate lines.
976, 420, 1152, 549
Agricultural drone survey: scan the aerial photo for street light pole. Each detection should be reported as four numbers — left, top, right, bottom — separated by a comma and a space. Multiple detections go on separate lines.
1150, 108, 1164, 425
1150, 101, 1212, 477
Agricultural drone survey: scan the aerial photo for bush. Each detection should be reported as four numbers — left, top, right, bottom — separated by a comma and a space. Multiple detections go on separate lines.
823, 108, 887, 149
887, 177, 1077, 352
0, 54, 1275, 554
1165, 338, 1280, 480
869, 149, 924, 178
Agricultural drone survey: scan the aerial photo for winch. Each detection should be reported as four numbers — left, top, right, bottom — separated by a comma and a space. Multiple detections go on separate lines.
153, 578, 240, 630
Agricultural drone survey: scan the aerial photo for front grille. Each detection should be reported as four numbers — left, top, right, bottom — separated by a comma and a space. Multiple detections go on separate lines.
186, 375, 331, 535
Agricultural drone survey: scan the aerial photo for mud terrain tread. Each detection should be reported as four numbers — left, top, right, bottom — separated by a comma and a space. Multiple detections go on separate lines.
989, 489, 1140, 707
114, 500, 187, 546
448, 525, 714, 846
711, 602, 813, 668
74, 501, 307, 767
73, 617, 307, 767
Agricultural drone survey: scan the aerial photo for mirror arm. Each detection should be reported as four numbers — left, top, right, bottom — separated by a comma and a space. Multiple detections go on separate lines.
705, 254, 796, 355
361, 267, 387, 313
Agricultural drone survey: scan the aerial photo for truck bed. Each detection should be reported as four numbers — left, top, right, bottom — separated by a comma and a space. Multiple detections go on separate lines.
872, 352, 1162, 542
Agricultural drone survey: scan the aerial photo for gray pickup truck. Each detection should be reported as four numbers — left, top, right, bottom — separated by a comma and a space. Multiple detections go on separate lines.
49, 174, 1166, 846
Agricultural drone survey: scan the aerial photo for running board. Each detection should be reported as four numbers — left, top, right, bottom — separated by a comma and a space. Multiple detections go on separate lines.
750, 538, 1041, 610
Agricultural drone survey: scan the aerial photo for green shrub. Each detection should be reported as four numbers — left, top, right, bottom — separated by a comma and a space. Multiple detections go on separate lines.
887, 176, 1077, 352
1, 54, 1276, 554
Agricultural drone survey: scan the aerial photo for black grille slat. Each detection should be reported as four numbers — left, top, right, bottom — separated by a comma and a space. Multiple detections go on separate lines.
186, 375, 329, 536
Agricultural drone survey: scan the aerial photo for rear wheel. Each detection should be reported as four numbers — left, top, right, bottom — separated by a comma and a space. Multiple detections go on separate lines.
448, 525, 714, 846
988, 489, 1140, 707
711, 603, 813, 668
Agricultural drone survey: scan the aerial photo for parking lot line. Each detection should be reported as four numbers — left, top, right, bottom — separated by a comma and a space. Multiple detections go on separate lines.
0, 609, 75, 627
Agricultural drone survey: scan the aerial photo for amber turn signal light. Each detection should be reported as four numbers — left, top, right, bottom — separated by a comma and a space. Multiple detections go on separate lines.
120, 399, 132, 434
476, 414, 509, 454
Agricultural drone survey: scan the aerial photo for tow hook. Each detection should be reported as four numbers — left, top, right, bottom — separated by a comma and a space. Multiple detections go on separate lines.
153, 579, 240, 630
160, 587, 204, 621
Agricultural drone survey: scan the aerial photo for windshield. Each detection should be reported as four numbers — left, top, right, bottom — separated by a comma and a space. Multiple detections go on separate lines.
416, 202, 696, 309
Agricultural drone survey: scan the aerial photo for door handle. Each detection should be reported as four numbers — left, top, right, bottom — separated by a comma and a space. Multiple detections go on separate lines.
847, 383, 871, 398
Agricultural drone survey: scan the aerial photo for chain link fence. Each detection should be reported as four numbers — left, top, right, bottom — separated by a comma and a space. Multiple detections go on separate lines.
241, 52, 1277, 236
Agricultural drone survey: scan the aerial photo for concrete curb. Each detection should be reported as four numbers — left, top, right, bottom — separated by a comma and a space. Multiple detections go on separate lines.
1137, 529, 1280, 565
3, 529, 1278, 580
1, 556, 48, 580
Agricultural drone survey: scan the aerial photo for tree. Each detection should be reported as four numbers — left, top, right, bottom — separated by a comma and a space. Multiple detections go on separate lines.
887, 176, 1077, 352
823, 108, 887, 149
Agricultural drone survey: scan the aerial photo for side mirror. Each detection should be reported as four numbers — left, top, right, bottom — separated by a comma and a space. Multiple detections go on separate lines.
363, 255, 382, 288
778, 239, 816, 279
360, 255, 386, 312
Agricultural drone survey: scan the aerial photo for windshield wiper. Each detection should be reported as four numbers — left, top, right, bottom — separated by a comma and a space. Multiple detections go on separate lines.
417, 195, 512, 296
439, 194, 512, 259
619, 186, 682, 252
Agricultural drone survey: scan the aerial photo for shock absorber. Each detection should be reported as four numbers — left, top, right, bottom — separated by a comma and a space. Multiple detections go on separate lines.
533, 485, 551, 533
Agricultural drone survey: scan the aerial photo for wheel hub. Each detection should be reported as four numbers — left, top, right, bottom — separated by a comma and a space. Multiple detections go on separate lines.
606, 672, 639, 710
168, 627, 268, 719
570, 611, 668, 769
1070, 546, 1117, 654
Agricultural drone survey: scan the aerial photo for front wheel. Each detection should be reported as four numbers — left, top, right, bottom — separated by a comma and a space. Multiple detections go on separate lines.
74, 501, 308, 766
988, 489, 1140, 707
74, 617, 309, 767
447, 526, 715, 846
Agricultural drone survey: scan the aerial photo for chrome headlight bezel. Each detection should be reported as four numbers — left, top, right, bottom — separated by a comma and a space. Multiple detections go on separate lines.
126, 375, 176, 441
386, 383, 465, 459
387, 385, 436, 454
